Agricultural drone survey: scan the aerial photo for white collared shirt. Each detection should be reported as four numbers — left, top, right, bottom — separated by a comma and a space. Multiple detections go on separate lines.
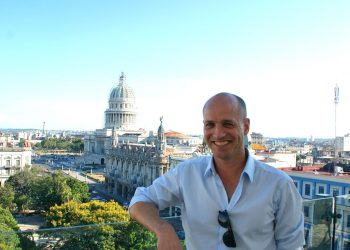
130, 153, 304, 250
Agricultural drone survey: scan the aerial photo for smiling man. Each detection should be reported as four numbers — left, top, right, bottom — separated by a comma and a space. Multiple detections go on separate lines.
129, 92, 304, 250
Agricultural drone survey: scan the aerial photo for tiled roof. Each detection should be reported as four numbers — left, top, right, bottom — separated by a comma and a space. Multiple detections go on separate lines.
283, 165, 350, 181
164, 131, 188, 138
250, 143, 266, 151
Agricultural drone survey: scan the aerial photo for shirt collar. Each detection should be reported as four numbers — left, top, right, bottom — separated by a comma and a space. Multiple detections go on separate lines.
244, 150, 255, 182
204, 149, 255, 182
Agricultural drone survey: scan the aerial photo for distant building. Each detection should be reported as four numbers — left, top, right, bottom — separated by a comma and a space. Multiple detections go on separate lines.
0, 147, 32, 186
250, 132, 264, 145
82, 72, 204, 201
286, 169, 350, 249
254, 151, 297, 168
165, 131, 202, 146
0, 133, 15, 147
83, 72, 141, 166
105, 119, 170, 200
342, 134, 350, 158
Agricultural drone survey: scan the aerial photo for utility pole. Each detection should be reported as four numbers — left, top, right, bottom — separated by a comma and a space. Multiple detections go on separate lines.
333, 84, 339, 174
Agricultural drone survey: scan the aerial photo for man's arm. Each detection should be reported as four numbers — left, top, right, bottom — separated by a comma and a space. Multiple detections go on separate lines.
129, 201, 183, 250
274, 180, 305, 250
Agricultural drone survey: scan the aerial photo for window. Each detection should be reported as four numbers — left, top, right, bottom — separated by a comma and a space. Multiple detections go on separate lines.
293, 181, 299, 188
304, 229, 310, 246
304, 206, 310, 218
345, 187, 350, 205
303, 202, 314, 223
293, 180, 300, 193
305, 184, 310, 195
316, 183, 327, 195
346, 187, 350, 196
330, 185, 342, 196
344, 211, 350, 232
16, 159, 20, 166
5, 159, 10, 167
303, 182, 313, 199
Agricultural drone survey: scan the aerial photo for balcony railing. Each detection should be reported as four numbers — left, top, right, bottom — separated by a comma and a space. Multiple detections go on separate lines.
0, 220, 159, 250
1, 195, 350, 249
304, 194, 350, 250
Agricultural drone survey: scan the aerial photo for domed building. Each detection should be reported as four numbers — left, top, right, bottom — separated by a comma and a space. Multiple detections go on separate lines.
83, 72, 145, 165
82, 72, 204, 203
82, 72, 171, 201
104, 72, 137, 130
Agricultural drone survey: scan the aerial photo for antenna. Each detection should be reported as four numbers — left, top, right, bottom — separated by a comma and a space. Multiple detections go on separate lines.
42, 121, 46, 136
333, 83, 339, 174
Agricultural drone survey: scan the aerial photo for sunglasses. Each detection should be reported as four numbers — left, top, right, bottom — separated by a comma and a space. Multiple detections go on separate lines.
218, 210, 236, 248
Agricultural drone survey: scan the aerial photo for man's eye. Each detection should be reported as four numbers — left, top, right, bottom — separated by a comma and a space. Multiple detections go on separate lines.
205, 123, 214, 128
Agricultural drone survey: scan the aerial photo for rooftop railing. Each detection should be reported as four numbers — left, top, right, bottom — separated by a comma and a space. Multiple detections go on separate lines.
304, 194, 350, 250
1, 195, 350, 249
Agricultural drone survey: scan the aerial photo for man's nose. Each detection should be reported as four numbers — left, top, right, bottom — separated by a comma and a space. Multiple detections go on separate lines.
213, 125, 226, 138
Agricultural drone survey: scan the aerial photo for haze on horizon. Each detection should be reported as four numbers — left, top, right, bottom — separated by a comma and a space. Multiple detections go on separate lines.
1, 1, 349, 139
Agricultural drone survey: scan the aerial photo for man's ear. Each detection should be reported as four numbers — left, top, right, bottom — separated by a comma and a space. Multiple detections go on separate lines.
243, 118, 250, 135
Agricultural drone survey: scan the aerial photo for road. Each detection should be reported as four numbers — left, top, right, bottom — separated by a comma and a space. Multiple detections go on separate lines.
63, 169, 95, 184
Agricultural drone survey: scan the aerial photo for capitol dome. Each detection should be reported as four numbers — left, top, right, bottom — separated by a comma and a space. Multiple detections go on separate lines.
104, 72, 137, 130
109, 73, 135, 100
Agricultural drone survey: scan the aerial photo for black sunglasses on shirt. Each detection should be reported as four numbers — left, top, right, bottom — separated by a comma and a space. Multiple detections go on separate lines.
218, 210, 236, 248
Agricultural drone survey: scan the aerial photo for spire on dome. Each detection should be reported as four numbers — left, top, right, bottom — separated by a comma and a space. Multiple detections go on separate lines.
119, 72, 126, 86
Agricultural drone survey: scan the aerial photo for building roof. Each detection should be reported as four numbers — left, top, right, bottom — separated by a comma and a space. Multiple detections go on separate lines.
0, 147, 31, 152
250, 143, 266, 151
164, 131, 188, 138
283, 165, 350, 182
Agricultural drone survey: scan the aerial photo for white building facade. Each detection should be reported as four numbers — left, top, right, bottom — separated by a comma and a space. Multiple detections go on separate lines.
83, 72, 141, 166
0, 148, 32, 186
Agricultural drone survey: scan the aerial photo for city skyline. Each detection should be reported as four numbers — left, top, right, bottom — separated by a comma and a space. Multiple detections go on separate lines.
1, 1, 350, 138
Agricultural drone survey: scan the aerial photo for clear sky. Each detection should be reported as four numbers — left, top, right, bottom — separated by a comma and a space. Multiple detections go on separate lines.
1, 0, 349, 138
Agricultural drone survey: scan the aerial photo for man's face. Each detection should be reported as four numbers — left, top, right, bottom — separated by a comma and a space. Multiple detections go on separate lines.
203, 95, 250, 161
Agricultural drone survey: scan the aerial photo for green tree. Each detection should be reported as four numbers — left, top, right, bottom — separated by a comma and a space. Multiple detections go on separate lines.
35, 138, 84, 152
56, 139, 70, 149
41, 138, 56, 149
7, 168, 89, 213
43, 201, 156, 249
46, 200, 129, 226
69, 138, 84, 152
116, 220, 157, 249
31, 172, 71, 211
0, 207, 21, 249
5, 166, 45, 212
0, 185, 15, 210
31, 172, 90, 211
66, 177, 90, 203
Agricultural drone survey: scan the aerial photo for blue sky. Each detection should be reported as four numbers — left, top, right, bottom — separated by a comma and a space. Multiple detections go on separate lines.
1, 0, 349, 138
